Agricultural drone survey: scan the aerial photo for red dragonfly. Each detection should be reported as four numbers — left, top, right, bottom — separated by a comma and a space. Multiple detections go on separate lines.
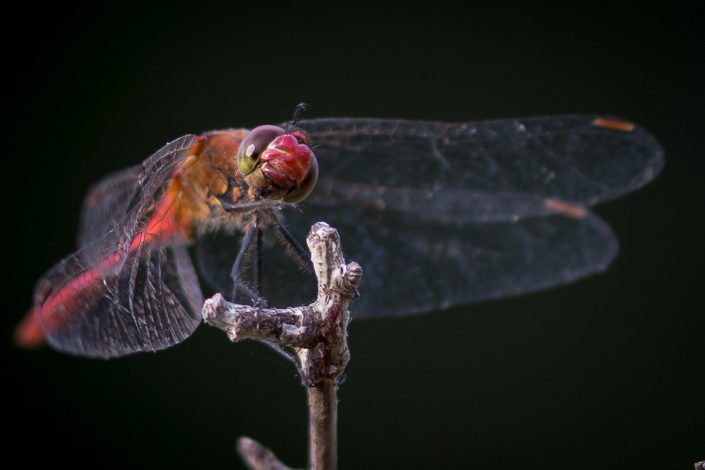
15, 111, 663, 359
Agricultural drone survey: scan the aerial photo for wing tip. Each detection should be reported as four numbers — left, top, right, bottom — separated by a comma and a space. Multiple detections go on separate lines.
589, 114, 665, 199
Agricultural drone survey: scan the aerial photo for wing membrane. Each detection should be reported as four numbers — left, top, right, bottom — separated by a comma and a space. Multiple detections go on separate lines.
77, 165, 141, 248
77, 135, 198, 263
35, 241, 203, 358
199, 115, 660, 317
33, 135, 203, 357
296, 115, 663, 222
196, 201, 617, 318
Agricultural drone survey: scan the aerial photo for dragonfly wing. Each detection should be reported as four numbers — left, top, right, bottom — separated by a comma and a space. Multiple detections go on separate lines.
33, 134, 203, 357
277, 202, 618, 317
77, 164, 141, 248
34, 239, 203, 358
296, 115, 663, 222
195, 199, 616, 317
196, 115, 660, 316
77, 135, 199, 263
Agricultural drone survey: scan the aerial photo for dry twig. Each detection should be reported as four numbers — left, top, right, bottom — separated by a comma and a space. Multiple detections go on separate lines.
202, 222, 362, 470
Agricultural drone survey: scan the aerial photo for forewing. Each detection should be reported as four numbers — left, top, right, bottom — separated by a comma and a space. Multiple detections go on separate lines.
77, 135, 199, 263
296, 115, 663, 222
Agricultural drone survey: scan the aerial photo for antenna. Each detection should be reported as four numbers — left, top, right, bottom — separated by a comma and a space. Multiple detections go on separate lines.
291, 102, 309, 128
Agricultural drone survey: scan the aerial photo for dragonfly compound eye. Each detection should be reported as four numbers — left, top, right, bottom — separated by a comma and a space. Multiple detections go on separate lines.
283, 153, 318, 202
258, 133, 318, 202
237, 125, 285, 175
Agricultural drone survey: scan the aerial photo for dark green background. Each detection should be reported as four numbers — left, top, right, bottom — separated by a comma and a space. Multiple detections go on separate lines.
5, 3, 703, 469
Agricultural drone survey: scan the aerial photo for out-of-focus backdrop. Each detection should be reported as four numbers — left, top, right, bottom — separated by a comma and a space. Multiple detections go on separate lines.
5, 4, 703, 469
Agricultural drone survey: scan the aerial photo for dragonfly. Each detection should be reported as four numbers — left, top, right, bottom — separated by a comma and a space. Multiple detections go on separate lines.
14, 110, 663, 359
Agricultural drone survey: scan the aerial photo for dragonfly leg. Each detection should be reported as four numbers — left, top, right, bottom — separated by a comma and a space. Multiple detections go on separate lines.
230, 217, 265, 305
265, 210, 313, 273
250, 224, 267, 308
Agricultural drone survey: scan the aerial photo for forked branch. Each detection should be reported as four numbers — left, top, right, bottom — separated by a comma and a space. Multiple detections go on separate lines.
202, 222, 362, 470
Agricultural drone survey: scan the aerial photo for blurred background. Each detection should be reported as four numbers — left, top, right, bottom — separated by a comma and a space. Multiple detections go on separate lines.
5, 3, 703, 469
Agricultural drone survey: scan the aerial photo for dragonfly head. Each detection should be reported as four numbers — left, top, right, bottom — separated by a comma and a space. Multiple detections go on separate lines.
237, 125, 318, 203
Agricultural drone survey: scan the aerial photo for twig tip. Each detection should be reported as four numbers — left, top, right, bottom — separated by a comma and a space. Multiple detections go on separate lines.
237, 436, 291, 470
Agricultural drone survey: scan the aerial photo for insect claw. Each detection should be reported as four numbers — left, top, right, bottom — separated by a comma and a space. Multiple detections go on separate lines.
252, 296, 269, 309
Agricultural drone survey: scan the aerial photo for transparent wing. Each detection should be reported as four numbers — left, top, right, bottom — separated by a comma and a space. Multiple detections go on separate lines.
33, 135, 203, 357
77, 164, 141, 248
34, 241, 203, 358
197, 115, 660, 317
196, 202, 617, 318
295, 115, 663, 222
293, 204, 617, 317
77, 135, 199, 263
